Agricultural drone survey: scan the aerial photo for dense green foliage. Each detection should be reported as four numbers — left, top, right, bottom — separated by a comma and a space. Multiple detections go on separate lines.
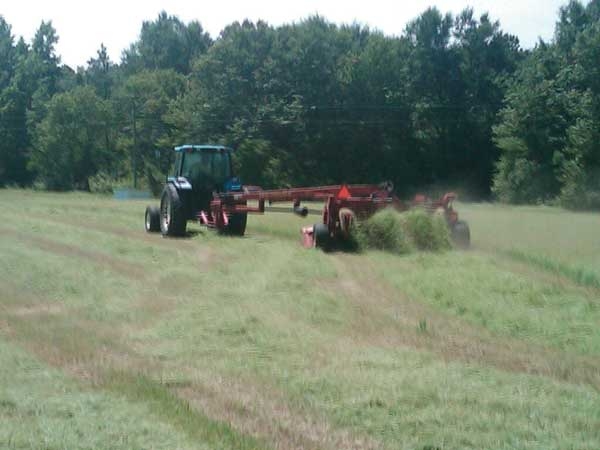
0, 2, 599, 207
493, 0, 600, 208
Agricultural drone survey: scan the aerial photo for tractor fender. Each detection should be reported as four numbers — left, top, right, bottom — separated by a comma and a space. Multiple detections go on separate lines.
167, 176, 193, 191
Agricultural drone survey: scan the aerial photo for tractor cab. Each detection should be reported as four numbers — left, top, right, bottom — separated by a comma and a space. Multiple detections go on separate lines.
170, 145, 241, 193
168, 145, 243, 221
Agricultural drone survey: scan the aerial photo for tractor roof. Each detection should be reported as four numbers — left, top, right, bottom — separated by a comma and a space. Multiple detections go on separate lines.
174, 145, 233, 152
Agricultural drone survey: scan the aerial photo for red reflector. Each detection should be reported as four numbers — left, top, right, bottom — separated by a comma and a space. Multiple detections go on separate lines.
337, 185, 351, 199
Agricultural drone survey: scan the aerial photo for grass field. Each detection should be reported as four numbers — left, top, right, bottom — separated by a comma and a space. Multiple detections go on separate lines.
0, 189, 599, 450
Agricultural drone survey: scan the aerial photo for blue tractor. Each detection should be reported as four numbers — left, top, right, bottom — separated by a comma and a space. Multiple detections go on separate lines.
144, 145, 247, 237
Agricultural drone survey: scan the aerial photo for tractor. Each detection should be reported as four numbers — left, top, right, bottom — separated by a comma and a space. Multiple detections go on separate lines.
145, 144, 470, 249
145, 145, 247, 237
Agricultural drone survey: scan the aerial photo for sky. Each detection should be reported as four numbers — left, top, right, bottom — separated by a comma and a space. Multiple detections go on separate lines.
2, 0, 571, 68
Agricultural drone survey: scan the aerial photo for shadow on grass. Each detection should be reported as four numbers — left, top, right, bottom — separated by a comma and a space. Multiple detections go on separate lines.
157, 229, 205, 240
318, 236, 362, 254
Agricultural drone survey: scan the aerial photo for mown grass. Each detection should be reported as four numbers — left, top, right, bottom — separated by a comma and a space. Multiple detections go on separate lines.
105, 371, 267, 450
0, 339, 219, 450
372, 251, 600, 355
285, 347, 599, 449
461, 201, 600, 285
0, 189, 599, 449
506, 248, 600, 289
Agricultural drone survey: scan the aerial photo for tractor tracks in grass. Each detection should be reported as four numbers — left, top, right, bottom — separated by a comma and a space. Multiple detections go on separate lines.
2, 301, 382, 450
0, 310, 268, 449
328, 253, 600, 391
0, 249, 380, 450
40, 210, 218, 267
174, 374, 381, 450
0, 225, 148, 280
3, 207, 203, 251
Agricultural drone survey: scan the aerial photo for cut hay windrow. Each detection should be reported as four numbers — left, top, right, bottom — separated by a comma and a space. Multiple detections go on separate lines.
354, 209, 451, 254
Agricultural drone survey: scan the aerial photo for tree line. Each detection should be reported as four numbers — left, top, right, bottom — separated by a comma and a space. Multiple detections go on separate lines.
0, 1, 599, 208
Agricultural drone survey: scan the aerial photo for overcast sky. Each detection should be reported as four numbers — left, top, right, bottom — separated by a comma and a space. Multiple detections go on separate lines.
2, 0, 572, 68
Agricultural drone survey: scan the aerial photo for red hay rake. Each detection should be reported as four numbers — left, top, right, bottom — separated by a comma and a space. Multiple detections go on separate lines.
197, 183, 461, 248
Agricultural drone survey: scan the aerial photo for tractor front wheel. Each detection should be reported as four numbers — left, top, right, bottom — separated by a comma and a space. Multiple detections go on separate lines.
160, 184, 187, 237
145, 206, 160, 232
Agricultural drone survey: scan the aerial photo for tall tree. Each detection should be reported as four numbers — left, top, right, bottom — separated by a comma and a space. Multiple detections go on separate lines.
492, 43, 573, 203
452, 9, 521, 193
29, 86, 113, 190
0, 17, 32, 185
0, 16, 15, 184
114, 69, 185, 191
0, 16, 15, 90
86, 44, 113, 99
493, 0, 600, 208
123, 11, 212, 74
26, 21, 61, 129
404, 8, 457, 188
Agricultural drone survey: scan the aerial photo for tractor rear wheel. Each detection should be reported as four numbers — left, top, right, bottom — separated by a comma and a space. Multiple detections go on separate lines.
145, 206, 160, 232
160, 184, 187, 237
451, 220, 470, 249
225, 213, 247, 236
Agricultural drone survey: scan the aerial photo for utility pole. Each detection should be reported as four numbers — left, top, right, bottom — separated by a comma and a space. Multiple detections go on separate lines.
131, 100, 138, 189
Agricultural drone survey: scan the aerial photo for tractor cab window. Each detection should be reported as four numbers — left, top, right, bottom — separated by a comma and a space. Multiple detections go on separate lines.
172, 152, 182, 177
181, 150, 231, 186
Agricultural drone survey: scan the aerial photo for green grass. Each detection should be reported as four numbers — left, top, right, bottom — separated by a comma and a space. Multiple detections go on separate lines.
0, 339, 223, 450
506, 248, 600, 289
105, 371, 266, 450
0, 189, 599, 449
461, 201, 600, 282
373, 251, 600, 355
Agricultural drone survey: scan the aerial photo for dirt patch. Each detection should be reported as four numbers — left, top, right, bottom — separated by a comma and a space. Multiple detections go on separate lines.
0, 285, 66, 332
0, 319, 12, 336
326, 254, 600, 391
